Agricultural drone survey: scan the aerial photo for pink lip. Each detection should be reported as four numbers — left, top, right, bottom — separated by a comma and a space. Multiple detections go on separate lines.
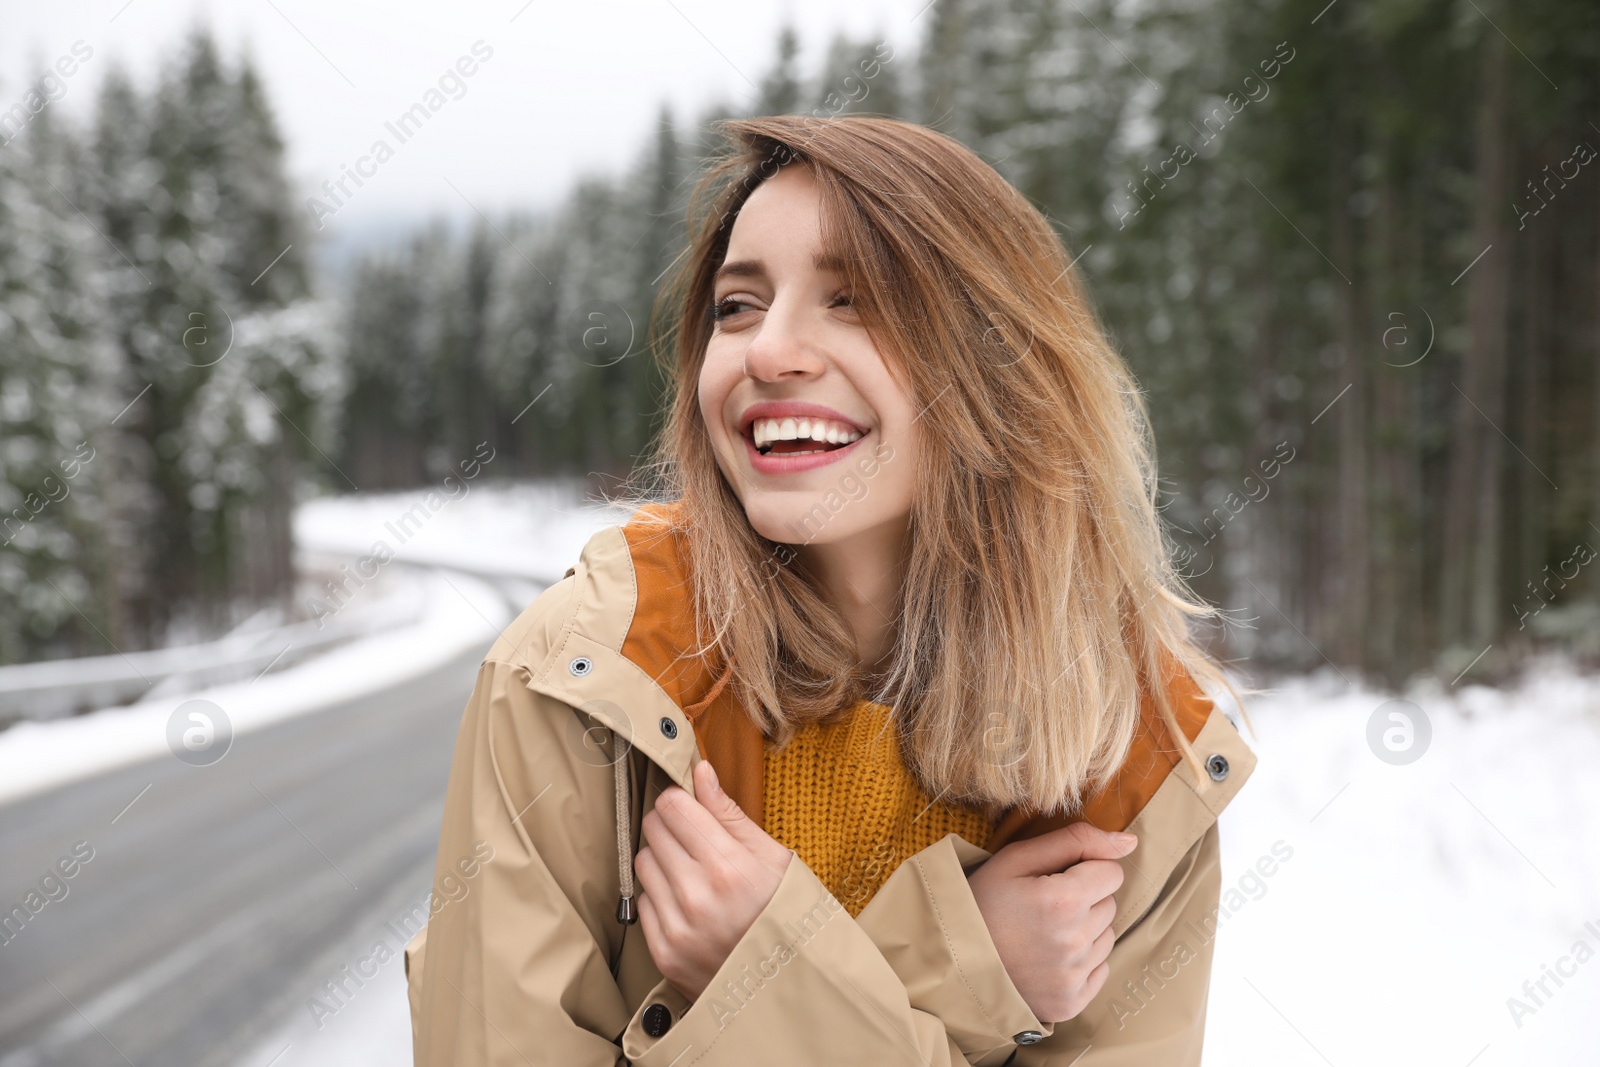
735, 401, 873, 477
743, 427, 868, 475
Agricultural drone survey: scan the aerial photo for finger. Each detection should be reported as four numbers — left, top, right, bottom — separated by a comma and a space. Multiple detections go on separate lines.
1084, 893, 1117, 934
1086, 922, 1116, 969
692, 760, 767, 848
641, 806, 703, 893
653, 781, 748, 870
1080, 959, 1112, 1008
647, 797, 768, 910
637, 890, 667, 960
995, 822, 1137, 876
637, 888, 658, 941
634, 848, 687, 937
1048, 856, 1126, 902
1044, 957, 1112, 1025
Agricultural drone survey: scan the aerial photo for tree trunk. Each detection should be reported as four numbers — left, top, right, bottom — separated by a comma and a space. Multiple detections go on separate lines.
1329, 131, 1370, 670
1515, 204, 1550, 651
1439, 29, 1510, 653
1370, 167, 1422, 679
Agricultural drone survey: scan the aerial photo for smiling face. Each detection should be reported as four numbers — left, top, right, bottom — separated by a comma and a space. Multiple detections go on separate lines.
697, 164, 920, 550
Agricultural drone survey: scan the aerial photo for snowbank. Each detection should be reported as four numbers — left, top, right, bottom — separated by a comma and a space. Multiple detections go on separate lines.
1206, 663, 1600, 1065
0, 567, 505, 806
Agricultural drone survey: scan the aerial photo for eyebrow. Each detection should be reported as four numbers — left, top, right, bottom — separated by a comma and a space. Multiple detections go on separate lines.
712, 252, 847, 286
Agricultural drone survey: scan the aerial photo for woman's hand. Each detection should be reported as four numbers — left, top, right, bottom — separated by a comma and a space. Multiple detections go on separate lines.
635, 759, 794, 1001
965, 822, 1137, 1022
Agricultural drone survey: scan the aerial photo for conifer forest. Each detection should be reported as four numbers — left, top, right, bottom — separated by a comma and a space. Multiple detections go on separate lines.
3, 0, 1598, 687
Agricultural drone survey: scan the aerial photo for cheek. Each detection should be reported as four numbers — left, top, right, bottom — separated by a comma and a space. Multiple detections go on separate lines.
695, 360, 718, 425
697, 343, 741, 430
697, 350, 745, 485
878, 429, 918, 511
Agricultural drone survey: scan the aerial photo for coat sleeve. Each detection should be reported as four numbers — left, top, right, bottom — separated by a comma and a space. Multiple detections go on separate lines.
855, 833, 1061, 1060
616, 844, 1041, 1067
409, 656, 639, 1066
1014, 822, 1224, 1065
618, 823, 1225, 1067
850, 815, 1230, 1066
619, 703, 1253, 1065
621, 708, 1247, 1066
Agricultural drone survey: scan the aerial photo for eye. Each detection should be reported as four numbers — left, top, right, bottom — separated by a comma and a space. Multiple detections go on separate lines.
829, 290, 855, 309
710, 295, 755, 322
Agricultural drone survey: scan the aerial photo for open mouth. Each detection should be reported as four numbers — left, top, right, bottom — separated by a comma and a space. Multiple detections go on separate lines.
747, 416, 865, 457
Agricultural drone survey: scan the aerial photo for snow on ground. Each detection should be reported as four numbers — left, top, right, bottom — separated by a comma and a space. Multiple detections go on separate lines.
0, 479, 629, 806
1205, 663, 1600, 1066
236, 888, 419, 1067
0, 567, 503, 807
291, 476, 636, 581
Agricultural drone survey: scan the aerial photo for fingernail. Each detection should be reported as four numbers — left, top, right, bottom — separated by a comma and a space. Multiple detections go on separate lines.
1110, 831, 1137, 847
702, 761, 721, 792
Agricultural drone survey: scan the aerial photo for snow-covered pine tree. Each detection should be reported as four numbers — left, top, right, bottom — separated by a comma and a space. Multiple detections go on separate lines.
82, 28, 333, 648
478, 211, 564, 475
0, 98, 126, 664
337, 227, 446, 489
757, 25, 804, 116
810, 31, 906, 120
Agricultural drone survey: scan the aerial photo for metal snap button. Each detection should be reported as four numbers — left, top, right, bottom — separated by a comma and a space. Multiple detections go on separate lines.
659, 716, 678, 740
642, 1002, 672, 1037
568, 656, 592, 677
1206, 753, 1229, 781
1014, 1030, 1044, 1045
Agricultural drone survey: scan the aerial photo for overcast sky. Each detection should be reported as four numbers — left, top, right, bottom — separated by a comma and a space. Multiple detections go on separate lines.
1, 0, 930, 260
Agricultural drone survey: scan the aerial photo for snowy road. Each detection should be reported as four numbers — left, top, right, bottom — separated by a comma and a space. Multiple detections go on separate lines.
0, 481, 625, 1067
0, 637, 481, 1067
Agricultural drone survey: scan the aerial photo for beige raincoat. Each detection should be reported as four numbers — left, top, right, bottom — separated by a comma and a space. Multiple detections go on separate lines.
406, 503, 1257, 1065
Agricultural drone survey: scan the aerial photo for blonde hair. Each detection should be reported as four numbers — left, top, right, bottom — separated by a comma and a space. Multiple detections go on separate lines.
615, 114, 1236, 817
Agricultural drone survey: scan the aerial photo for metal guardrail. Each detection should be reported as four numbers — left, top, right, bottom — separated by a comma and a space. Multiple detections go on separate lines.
0, 536, 573, 726
0, 575, 427, 724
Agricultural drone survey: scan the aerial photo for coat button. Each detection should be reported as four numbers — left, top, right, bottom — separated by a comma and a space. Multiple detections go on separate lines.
568, 656, 593, 677
1014, 1030, 1043, 1045
642, 1002, 672, 1037
659, 717, 678, 740
1206, 753, 1229, 781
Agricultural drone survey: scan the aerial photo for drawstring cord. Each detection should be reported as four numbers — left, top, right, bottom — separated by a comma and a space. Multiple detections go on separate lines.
615, 735, 637, 924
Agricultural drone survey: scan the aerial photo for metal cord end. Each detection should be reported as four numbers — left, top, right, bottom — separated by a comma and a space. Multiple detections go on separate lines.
616, 894, 637, 924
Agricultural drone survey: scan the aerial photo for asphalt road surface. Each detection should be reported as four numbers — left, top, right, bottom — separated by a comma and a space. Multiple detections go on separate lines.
0, 634, 491, 1067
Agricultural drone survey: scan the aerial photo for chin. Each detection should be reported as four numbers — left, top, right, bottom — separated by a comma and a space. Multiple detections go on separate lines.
744, 491, 893, 549
738, 493, 816, 545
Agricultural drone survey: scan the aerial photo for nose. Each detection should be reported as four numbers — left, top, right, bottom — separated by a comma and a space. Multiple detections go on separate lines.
740, 293, 826, 383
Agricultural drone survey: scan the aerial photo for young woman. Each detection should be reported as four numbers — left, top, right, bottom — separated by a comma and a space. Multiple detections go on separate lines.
407, 115, 1256, 1066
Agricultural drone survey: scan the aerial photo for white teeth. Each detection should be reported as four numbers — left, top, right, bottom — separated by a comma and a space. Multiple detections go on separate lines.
750, 415, 865, 450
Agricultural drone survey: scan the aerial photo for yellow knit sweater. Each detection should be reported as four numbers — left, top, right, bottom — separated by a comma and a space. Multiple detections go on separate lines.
761, 700, 998, 918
